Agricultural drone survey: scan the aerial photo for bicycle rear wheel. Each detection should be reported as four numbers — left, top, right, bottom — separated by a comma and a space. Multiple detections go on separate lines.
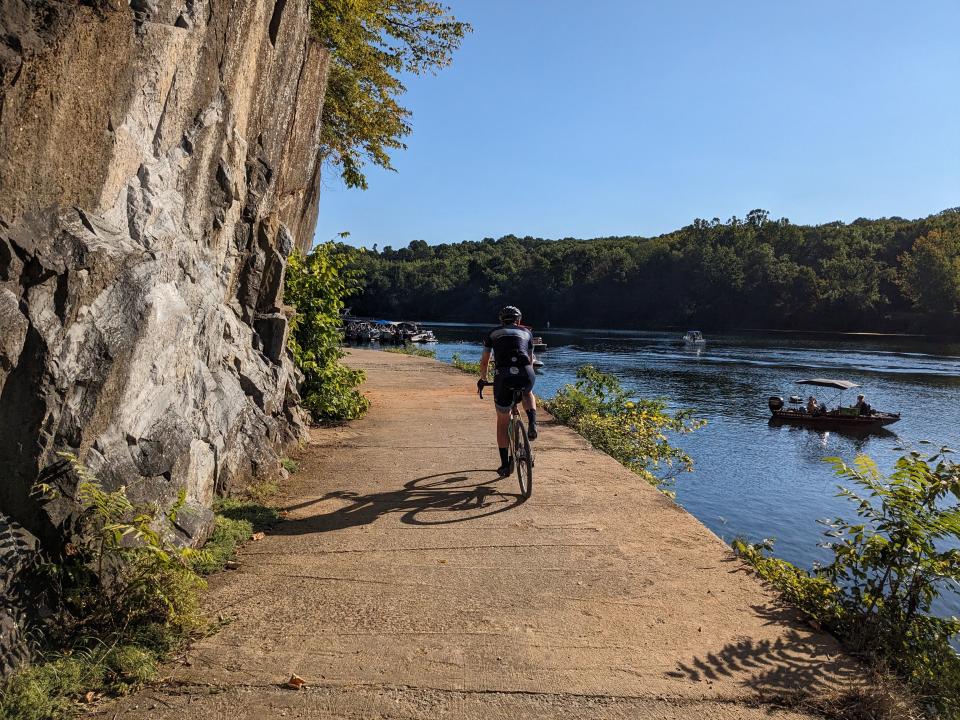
512, 418, 533, 499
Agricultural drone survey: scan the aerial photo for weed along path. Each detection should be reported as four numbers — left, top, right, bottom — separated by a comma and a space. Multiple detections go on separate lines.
98, 349, 863, 719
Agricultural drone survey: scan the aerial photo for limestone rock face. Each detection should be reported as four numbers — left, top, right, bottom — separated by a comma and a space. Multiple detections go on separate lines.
0, 0, 326, 551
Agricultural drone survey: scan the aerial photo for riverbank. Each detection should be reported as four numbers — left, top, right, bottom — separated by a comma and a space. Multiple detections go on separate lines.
94, 349, 863, 719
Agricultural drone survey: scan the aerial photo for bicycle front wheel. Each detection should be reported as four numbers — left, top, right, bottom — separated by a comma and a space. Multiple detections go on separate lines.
512, 419, 533, 499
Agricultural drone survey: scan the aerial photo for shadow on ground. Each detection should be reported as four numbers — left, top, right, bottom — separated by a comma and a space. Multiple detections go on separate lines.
273, 470, 525, 534
666, 600, 861, 698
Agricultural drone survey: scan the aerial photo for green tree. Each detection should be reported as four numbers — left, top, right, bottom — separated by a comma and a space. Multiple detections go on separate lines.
899, 228, 960, 318
312, 0, 470, 189
285, 242, 369, 421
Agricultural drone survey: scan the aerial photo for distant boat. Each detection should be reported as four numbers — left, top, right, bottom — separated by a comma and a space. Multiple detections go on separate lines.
768, 378, 900, 431
532, 336, 547, 352
409, 330, 437, 343
681, 330, 705, 345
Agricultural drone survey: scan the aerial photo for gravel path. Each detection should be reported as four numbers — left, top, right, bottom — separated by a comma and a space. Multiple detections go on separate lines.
97, 349, 862, 718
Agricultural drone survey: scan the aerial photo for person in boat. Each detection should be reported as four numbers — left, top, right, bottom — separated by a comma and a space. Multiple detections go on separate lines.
854, 394, 872, 416
478, 305, 538, 476
806, 396, 820, 414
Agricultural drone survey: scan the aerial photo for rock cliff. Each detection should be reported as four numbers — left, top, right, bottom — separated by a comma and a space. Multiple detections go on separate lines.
0, 0, 326, 617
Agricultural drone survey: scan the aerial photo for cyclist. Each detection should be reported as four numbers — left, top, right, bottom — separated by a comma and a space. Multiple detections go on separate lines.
477, 305, 538, 476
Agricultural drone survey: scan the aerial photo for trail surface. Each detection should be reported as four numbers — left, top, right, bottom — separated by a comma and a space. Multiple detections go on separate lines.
98, 349, 862, 719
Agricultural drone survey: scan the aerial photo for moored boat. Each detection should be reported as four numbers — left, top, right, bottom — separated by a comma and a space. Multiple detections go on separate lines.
681, 330, 705, 345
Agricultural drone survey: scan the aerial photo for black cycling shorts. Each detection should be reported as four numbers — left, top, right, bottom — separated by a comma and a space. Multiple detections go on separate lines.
493, 365, 535, 413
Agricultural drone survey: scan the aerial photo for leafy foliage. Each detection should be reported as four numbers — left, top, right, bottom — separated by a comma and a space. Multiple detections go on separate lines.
0, 455, 210, 718
450, 351, 487, 375
0, 458, 283, 718
347, 209, 960, 332
285, 242, 369, 421
547, 366, 705, 493
736, 449, 960, 717
311, 0, 470, 188
898, 228, 960, 319
188, 499, 279, 576
383, 345, 436, 358
34, 454, 205, 644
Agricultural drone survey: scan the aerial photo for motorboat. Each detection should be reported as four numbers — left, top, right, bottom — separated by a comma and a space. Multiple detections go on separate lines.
409, 328, 437, 343
768, 378, 900, 430
681, 330, 705, 345
532, 336, 547, 352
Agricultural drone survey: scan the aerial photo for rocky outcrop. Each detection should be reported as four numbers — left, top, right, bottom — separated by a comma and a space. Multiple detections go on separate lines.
0, 0, 327, 561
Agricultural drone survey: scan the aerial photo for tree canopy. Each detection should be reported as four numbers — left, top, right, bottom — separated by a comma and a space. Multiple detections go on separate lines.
311, 0, 470, 189
345, 209, 960, 333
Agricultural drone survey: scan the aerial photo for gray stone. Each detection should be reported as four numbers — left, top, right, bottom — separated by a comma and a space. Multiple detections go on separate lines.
0, 0, 328, 676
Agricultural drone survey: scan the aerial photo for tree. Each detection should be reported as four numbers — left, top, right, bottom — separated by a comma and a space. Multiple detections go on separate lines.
898, 228, 960, 318
311, 0, 470, 189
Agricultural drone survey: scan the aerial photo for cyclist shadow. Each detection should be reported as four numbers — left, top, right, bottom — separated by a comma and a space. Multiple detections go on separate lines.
273, 470, 525, 536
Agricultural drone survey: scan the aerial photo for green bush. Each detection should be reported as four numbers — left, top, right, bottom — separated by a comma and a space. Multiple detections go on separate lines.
450, 352, 482, 374
285, 243, 369, 422
736, 448, 960, 718
384, 345, 436, 358
546, 366, 704, 493
0, 455, 210, 719
189, 499, 279, 576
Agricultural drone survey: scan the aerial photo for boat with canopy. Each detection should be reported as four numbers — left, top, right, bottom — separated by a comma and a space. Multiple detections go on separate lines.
768, 378, 900, 430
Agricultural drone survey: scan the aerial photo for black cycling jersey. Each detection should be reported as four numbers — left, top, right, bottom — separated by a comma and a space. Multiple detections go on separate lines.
482, 324, 534, 368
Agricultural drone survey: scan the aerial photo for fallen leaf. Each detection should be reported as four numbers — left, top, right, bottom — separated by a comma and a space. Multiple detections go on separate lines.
84, 691, 96, 703
287, 673, 306, 690
251, 532, 265, 541
279, 511, 290, 518
64, 542, 79, 556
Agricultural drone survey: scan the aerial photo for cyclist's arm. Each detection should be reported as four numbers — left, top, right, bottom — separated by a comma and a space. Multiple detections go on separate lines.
479, 348, 491, 381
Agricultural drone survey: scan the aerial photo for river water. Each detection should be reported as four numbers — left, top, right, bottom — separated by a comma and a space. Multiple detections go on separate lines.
395, 325, 960, 619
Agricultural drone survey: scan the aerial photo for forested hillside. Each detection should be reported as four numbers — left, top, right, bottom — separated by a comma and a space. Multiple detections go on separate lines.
348, 209, 960, 332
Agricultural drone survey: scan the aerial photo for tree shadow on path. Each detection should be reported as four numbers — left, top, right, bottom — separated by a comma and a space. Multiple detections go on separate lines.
272, 470, 525, 535
666, 598, 863, 700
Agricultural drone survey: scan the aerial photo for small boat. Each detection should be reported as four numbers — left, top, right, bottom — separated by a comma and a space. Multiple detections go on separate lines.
409, 330, 437, 343
681, 330, 705, 345
768, 378, 900, 430
532, 358, 544, 369
532, 336, 547, 352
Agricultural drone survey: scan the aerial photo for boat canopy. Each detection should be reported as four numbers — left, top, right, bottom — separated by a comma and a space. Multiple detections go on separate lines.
795, 378, 860, 390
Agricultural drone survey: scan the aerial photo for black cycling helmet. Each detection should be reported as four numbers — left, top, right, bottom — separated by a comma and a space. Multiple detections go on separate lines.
498, 305, 522, 323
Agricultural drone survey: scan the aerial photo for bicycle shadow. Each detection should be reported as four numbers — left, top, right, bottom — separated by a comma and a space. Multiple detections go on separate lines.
272, 470, 525, 536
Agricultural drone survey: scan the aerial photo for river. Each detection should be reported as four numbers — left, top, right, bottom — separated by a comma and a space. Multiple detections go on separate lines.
392, 325, 960, 620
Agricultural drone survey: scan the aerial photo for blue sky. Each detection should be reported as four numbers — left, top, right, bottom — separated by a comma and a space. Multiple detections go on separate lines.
314, 0, 960, 250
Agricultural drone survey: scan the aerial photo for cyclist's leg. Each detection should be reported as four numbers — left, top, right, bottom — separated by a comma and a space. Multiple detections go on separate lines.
520, 366, 538, 439
492, 374, 513, 474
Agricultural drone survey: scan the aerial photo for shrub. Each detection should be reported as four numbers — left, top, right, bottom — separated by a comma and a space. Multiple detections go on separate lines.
384, 345, 436, 359
451, 352, 482, 375
0, 455, 211, 718
736, 448, 960, 717
285, 243, 369, 422
546, 366, 704, 493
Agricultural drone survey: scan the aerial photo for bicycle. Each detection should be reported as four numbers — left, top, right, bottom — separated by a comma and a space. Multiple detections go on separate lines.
478, 381, 533, 499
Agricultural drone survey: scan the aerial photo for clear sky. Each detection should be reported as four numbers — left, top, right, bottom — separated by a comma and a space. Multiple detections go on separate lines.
314, 0, 960, 250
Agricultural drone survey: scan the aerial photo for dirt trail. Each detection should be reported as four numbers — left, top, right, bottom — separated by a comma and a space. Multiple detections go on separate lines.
97, 349, 863, 719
